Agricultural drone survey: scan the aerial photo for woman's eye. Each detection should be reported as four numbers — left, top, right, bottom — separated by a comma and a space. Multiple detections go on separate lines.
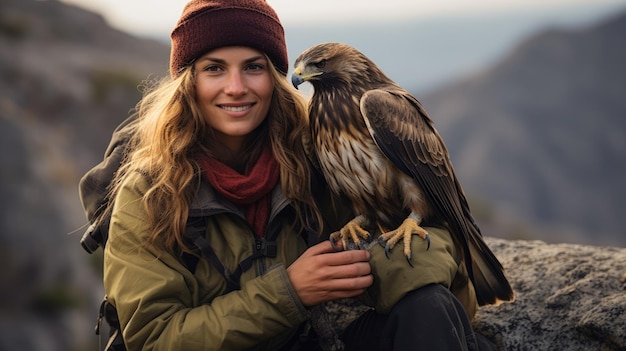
246, 63, 265, 71
203, 65, 222, 72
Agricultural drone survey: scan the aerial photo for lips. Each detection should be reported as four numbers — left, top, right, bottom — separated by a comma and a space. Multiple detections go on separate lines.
219, 104, 254, 112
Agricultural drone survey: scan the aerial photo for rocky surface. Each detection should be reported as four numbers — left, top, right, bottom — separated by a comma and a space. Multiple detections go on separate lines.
316, 238, 626, 350
474, 238, 626, 350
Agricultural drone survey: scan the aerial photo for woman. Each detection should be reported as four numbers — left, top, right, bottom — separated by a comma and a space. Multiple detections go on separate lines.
102, 0, 492, 350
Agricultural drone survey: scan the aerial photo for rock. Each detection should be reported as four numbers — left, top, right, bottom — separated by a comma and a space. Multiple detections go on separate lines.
474, 238, 626, 350
313, 238, 626, 351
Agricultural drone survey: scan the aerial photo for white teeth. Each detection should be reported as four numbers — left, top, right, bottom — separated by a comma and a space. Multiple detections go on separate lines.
221, 105, 251, 112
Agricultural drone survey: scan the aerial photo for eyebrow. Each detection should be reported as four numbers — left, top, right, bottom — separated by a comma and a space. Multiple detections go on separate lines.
200, 55, 266, 64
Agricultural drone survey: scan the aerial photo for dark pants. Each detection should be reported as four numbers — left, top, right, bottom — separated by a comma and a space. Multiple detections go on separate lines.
341, 284, 498, 351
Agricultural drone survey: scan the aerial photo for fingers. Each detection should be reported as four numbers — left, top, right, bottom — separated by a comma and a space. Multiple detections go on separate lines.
318, 261, 371, 281
319, 275, 373, 300
287, 240, 374, 306
321, 264, 373, 289
300, 240, 337, 257
341, 275, 373, 292
302, 240, 370, 266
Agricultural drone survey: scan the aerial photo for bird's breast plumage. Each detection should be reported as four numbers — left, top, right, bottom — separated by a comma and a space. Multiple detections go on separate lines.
311, 94, 414, 225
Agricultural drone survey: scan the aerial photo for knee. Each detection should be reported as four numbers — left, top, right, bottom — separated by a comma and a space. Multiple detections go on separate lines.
391, 284, 452, 313
388, 283, 468, 326
383, 284, 479, 350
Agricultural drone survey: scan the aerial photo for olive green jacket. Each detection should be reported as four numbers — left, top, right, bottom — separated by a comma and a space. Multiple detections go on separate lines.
104, 171, 477, 351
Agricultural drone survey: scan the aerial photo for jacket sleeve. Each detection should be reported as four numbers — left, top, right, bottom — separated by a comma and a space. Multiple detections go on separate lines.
103, 173, 308, 351
361, 226, 476, 315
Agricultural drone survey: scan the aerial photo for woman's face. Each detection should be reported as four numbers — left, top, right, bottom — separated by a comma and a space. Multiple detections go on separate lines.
194, 46, 273, 153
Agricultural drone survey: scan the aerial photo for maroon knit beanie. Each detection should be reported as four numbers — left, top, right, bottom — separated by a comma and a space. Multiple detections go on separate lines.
170, 0, 288, 77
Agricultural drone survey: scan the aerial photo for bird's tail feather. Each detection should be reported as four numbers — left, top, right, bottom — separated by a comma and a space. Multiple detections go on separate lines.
467, 229, 515, 305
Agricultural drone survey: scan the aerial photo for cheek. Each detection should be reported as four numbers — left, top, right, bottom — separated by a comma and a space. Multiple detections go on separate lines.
194, 76, 219, 102
254, 75, 274, 100
195, 84, 213, 103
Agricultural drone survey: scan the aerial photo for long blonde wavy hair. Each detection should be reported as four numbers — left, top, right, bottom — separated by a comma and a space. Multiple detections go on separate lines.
107, 55, 321, 255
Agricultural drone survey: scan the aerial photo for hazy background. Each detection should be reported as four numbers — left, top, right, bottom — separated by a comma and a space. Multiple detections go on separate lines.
60, 0, 626, 93
1, 0, 625, 349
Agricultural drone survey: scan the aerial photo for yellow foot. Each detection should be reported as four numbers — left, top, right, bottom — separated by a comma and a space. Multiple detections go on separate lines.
329, 216, 370, 251
377, 216, 430, 266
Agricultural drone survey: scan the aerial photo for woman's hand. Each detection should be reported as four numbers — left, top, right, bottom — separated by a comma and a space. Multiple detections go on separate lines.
287, 241, 373, 306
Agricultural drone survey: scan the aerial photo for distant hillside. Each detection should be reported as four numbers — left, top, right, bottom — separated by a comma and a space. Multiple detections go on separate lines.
0, 0, 168, 349
422, 11, 626, 246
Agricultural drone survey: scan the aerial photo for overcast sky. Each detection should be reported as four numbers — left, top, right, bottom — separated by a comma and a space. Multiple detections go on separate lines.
59, 0, 626, 37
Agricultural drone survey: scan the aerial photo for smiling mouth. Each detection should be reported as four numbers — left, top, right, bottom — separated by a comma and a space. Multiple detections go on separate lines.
220, 104, 253, 112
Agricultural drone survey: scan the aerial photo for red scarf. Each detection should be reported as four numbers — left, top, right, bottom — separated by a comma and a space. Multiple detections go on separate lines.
201, 145, 279, 238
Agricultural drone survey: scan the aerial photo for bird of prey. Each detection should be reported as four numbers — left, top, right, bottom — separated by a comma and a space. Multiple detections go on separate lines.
292, 42, 513, 305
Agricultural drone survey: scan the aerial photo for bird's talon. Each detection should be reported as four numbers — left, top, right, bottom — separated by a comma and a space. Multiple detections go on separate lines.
377, 237, 386, 248
425, 233, 431, 251
342, 238, 350, 251
406, 255, 414, 267
384, 243, 392, 259
329, 238, 341, 252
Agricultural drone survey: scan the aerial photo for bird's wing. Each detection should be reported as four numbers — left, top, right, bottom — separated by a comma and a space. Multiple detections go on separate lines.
360, 88, 469, 254
360, 88, 513, 305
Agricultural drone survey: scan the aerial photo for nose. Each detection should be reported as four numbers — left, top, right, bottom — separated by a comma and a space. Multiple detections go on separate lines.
224, 71, 247, 96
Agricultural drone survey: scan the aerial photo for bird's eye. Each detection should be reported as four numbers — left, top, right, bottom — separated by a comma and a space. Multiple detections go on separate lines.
314, 60, 327, 69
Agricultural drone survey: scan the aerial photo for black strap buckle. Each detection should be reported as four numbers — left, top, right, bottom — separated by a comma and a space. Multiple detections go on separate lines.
257, 238, 277, 257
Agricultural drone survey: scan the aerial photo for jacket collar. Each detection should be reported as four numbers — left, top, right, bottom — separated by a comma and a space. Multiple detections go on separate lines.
188, 179, 290, 219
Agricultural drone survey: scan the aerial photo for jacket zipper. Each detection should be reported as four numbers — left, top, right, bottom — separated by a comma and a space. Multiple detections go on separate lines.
255, 238, 266, 275
189, 188, 291, 278
255, 194, 289, 276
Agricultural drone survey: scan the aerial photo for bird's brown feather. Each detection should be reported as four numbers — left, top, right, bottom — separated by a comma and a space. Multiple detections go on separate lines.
361, 89, 513, 304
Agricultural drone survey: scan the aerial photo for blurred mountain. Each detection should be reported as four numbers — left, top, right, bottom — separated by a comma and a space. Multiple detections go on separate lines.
421, 11, 626, 246
0, 0, 624, 349
0, 0, 168, 349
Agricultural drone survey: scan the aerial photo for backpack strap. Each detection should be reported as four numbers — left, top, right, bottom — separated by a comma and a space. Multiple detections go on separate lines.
95, 296, 125, 351
81, 222, 109, 254
184, 216, 279, 293
184, 216, 241, 291
226, 237, 277, 292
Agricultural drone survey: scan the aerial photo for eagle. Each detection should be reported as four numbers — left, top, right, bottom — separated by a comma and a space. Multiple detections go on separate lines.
291, 42, 513, 306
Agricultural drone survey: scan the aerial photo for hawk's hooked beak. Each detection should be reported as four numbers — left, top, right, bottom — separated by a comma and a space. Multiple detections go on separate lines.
291, 66, 323, 90
291, 68, 304, 89
291, 68, 305, 89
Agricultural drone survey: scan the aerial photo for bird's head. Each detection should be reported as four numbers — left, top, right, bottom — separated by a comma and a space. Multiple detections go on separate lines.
292, 42, 385, 91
